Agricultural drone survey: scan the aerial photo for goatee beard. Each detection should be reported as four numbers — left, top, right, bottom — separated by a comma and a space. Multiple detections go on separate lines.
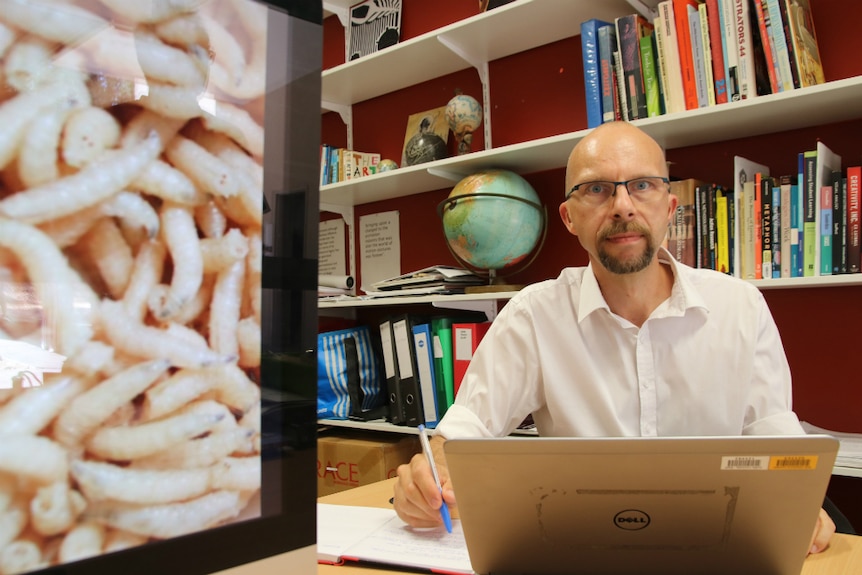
597, 222, 656, 274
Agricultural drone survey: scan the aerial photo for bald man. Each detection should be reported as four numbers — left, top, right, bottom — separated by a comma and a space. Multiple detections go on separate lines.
393, 122, 835, 553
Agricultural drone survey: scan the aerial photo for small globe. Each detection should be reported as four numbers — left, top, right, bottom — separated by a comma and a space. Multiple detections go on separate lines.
438, 169, 545, 278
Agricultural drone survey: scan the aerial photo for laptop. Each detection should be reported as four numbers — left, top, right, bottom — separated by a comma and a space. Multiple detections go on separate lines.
443, 435, 839, 575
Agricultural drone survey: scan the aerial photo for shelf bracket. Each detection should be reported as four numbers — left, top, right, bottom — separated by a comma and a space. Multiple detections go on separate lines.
321, 100, 354, 150
426, 167, 470, 182
320, 203, 356, 294
436, 34, 492, 150
626, 0, 659, 20
322, 2, 349, 27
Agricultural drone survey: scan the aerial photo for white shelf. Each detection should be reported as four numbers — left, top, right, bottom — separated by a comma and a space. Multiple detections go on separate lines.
320, 75, 862, 207
318, 290, 519, 309
834, 466, 862, 479
321, 0, 636, 109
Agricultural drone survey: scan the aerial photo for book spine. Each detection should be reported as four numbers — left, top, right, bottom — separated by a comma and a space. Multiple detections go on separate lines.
802, 151, 818, 276
820, 185, 833, 276
716, 188, 730, 273
640, 33, 662, 117
753, 0, 780, 93
697, 3, 716, 106
616, 14, 650, 120
598, 25, 618, 123
830, 170, 844, 274
612, 50, 629, 121
705, 0, 728, 104
780, 176, 792, 278
772, 180, 781, 278
687, 4, 709, 108
765, 0, 794, 91
777, 0, 801, 88
753, 173, 764, 278
719, 0, 741, 100
761, 176, 773, 279
848, 166, 861, 273
733, 0, 756, 99
673, 0, 700, 109
581, 19, 605, 128
658, 1, 687, 113
789, 180, 800, 277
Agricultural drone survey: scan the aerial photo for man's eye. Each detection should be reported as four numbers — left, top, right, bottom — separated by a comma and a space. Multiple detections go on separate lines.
586, 183, 608, 194
630, 179, 651, 191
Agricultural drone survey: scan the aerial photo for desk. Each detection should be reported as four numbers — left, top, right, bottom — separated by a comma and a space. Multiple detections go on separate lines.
318, 478, 862, 575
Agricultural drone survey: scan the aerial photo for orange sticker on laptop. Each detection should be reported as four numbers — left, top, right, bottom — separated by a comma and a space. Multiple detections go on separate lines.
769, 456, 819, 470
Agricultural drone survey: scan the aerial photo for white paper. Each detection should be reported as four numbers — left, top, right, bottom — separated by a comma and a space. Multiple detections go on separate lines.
318, 218, 346, 276
359, 211, 401, 290
316, 503, 473, 574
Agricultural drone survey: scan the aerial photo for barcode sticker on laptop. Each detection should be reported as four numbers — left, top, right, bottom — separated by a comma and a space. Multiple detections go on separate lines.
721, 456, 769, 470
769, 456, 819, 470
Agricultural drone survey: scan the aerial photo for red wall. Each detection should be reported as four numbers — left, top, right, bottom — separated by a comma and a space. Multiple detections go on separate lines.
321, 1, 862, 433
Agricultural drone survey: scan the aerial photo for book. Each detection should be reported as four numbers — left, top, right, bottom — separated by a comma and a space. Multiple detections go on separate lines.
430, 317, 456, 417
317, 503, 472, 574
784, 0, 825, 88
668, 178, 707, 267
705, 0, 728, 104
655, 1, 686, 114
615, 13, 653, 120
776, 0, 801, 88
452, 322, 492, 397
753, 0, 780, 93
598, 24, 618, 123
687, 2, 709, 108
719, 0, 741, 101
715, 186, 731, 274
732, 0, 756, 99
673, 0, 702, 110
771, 179, 781, 278
733, 155, 770, 279
761, 175, 774, 278
801, 149, 817, 277
848, 166, 861, 273
830, 170, 846, 274
765, 0, 795, 91
789, 176, 801, 277
581, 19, 612, 128
813, 141, 842, 275
411, 322, 440, 427
612, 50, 629, 120
820, 185, 833, 276
639, 32, 662, 117
779, 175, 793, 278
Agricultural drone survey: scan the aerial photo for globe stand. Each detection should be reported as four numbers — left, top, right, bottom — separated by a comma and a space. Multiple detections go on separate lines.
437, 191, 548, 293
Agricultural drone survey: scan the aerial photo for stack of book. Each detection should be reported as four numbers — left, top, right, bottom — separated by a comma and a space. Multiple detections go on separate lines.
580, 0, 826, 127
367, 265, 485, 295
665, 147, 862, 279
320, 145, 381, 185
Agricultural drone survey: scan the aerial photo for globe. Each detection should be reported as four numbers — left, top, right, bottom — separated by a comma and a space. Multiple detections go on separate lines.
438, 169, 546, 286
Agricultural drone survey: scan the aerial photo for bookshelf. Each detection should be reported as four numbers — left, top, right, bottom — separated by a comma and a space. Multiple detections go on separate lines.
318, 0, 862, 499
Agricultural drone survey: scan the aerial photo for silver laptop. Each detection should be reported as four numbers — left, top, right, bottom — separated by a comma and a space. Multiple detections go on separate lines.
443, 435, 839, 575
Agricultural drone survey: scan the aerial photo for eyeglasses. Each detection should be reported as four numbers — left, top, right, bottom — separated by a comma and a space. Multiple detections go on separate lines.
566, 177, 670, 205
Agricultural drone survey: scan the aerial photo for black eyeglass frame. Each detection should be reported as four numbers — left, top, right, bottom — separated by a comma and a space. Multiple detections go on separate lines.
565, 176, 671, 201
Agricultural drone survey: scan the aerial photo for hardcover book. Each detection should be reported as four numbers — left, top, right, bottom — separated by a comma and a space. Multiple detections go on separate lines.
615, 13, 653, 120
581, 19, 613, 128
672, 0, 702, 109
784, 0, 825, 87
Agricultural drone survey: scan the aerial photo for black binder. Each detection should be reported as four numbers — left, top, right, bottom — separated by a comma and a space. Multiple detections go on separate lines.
378, 318, 405, 425
391, 315, 423, 427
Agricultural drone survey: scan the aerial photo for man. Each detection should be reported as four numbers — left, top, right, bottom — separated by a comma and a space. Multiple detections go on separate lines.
393, 121, 836, 553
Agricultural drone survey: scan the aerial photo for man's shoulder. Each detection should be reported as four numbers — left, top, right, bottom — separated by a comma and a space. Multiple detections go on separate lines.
517, 268, 586, 299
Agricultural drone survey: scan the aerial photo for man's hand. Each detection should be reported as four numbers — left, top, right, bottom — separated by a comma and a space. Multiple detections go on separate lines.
393, 435, 456, 528
809, 507, 836, 554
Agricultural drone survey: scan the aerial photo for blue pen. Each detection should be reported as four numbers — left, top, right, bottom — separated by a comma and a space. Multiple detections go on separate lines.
417, 424, 452, 533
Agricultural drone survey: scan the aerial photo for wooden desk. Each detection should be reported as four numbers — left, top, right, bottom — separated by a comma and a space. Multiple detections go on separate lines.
318, 478, 862, 575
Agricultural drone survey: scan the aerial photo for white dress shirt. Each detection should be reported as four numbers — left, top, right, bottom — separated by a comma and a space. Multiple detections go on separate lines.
436, 248, 804, 439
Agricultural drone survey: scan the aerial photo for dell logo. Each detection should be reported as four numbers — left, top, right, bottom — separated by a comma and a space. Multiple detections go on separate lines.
613, 510, 650, 530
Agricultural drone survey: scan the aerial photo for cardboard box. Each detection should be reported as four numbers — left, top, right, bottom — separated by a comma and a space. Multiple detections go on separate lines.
317, 430, 421, 496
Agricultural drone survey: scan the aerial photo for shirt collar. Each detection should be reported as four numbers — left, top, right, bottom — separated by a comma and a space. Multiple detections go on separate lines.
576, 247, 708, 324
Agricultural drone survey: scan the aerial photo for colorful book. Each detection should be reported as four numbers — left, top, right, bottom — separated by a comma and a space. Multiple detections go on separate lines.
639, 32, 662, 117
819, 185, 833, 276
732, 0, 756, 99
813, 141, 842, 275
771, 179, 781, 278
705, 0, 728, 104
784, 0, 825, 87
801, 150, 818, 276
615, 13, 653, 120
668, 179, 707, 267
761, 175, 774, 279
733, 155, 770, 279
673, 0, 702, 110
581, 19, 612, 128
780, 175, 793, 278
715, 186, 731, 274
765, 0, 794, 91
598, 24, 618, 123
655, 1, 686, 114
719, 0, 741, 101
848, 166, 861, 274
830, 170, 846, 275
753, 0, 780, 93
687, 3, 709, 107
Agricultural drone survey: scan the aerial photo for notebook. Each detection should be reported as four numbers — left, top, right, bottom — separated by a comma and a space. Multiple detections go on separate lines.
443, 435, 839, 575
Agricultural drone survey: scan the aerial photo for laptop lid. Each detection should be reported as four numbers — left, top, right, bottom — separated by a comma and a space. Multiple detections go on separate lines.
443, 435, 838, 575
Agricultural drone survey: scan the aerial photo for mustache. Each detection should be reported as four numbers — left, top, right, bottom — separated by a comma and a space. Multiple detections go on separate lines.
598, 221, 650, 242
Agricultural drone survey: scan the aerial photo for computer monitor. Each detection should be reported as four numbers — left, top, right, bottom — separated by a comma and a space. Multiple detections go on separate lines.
0, 1, 320, 573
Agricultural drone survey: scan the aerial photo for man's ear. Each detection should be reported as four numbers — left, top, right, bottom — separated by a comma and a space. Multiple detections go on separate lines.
559, 201, 578, 236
